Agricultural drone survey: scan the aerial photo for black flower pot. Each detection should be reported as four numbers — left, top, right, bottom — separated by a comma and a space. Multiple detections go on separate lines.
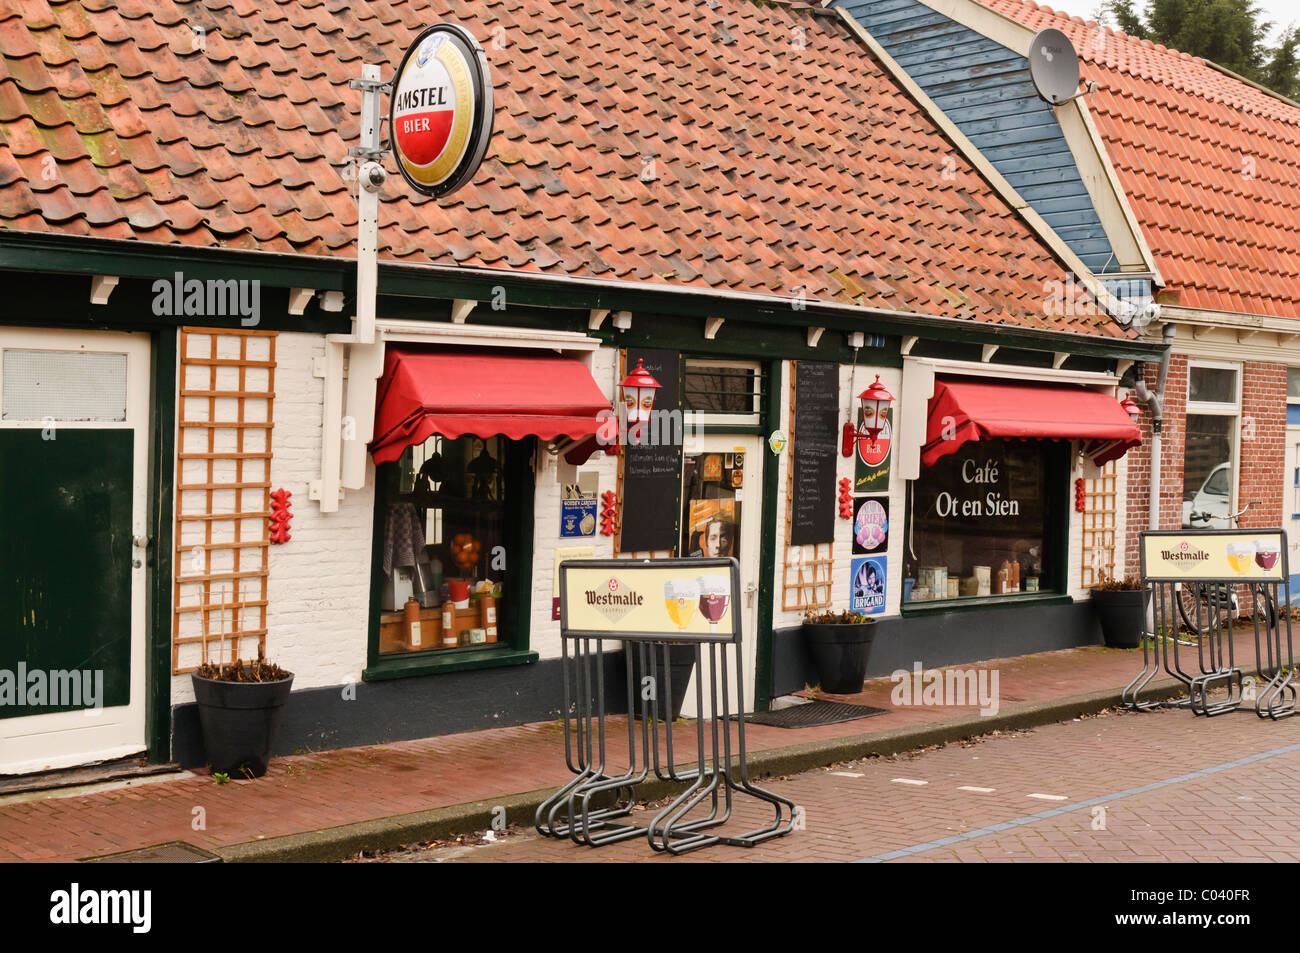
1091, 589, 1145, 648
191, 670, 294, 778
803, 621, 875, 694
629, 643, 698, 720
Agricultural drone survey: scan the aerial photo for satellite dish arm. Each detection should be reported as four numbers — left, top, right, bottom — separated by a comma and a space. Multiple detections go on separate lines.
1049, 79, 1100, 107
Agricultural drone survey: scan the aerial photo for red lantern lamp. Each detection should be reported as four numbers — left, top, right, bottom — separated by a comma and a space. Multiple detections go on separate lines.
1119, 394, 1141, 423
841, 374, 894, 457
619, 358, 662, 447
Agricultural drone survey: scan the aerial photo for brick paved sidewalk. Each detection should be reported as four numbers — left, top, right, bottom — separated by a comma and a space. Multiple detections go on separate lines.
0, 640, 1238, 862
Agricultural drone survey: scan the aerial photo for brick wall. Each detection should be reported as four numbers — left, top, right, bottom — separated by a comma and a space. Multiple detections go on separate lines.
1239, 362, 1288, 528
1123, 356, 1286, 573
528, 346, 619, 661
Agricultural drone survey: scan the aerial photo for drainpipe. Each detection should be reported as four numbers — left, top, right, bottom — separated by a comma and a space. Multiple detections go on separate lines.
1132, 323, 1176, 530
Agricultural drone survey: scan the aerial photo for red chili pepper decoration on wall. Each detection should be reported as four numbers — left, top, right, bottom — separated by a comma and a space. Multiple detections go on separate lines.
599, 490, 618, 537
1074, 478, 1086, 513
838, 477, 854, 519
270, 488, 293, 543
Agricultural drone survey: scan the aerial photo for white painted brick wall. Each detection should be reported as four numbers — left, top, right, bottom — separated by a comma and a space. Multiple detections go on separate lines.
529, 346, 619, 661
171, 331, 375, 704
1067, 452, 1088, 600
771, 360, 904, 628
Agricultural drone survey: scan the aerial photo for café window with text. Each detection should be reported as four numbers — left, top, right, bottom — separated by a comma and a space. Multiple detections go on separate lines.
905, 439, 1068, 603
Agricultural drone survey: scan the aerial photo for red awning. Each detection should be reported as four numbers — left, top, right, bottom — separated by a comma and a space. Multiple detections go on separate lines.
921, 377, 1141, 468
370, 348, 611, 465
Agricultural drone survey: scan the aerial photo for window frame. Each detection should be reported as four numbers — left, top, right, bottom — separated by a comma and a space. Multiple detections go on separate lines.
1184, 359, 1242, 523
363, 434, 538, 681
900, 438, 1072, 613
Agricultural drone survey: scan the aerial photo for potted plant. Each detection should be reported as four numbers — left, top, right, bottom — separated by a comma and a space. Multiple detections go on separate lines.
191, 654, 294, 779
802, 608, 875, 695
1090, 572, 1146, 649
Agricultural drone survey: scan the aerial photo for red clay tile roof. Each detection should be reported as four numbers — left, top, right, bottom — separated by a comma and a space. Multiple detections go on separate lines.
0, 0, 1125, 336
983, 0, 1300, 319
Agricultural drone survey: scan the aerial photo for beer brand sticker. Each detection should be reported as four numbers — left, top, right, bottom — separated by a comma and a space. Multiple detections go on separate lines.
584, 576, 643, 625
390, 24, 494, 199
852, 497, 888, 554
850, 556, 886, 615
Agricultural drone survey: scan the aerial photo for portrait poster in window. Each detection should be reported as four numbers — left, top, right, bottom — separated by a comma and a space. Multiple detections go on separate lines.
684, 498, 739, 561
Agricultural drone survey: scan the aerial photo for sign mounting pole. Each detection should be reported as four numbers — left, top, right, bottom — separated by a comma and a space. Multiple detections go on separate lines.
349, 63, 390, 346
320, 26, 496, 508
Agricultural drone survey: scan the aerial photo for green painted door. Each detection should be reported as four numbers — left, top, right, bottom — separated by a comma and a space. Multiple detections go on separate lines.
0, 429, 133, 718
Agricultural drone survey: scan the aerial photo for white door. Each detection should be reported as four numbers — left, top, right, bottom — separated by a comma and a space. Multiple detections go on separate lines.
0, 328, 151, 774
677, 434, 762, 717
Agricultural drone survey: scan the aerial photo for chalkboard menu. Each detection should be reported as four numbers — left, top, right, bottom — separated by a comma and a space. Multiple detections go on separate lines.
790, 360, 838, 546
619, 348, 682, 554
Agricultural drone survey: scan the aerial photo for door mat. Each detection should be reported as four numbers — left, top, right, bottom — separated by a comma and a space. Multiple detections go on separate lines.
738, 700, 889, 729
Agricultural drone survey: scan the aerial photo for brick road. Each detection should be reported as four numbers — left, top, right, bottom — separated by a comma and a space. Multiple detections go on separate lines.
405, 705, 1300, 863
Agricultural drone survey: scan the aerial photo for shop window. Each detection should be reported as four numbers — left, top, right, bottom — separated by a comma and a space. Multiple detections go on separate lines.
680, 451, 744, 559
373, 433, 530, 657
905, 439, 1067, 603
683, 360, 761, 424
1184, 362, 1239, 529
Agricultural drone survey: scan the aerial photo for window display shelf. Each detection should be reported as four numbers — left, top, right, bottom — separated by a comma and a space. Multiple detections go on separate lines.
378, 599, 500, 654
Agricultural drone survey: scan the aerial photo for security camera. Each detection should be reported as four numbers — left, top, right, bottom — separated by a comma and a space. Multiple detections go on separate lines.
1132, 300, 1160, 329
361, 161, 387, 193
1119, 299, 1160, 330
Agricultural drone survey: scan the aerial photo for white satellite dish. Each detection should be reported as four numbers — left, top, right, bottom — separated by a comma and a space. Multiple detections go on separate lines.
1029, 28, 1082, 105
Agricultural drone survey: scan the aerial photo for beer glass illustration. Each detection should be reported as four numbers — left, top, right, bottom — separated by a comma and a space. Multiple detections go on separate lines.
696, 574, 730, 632
663, 578, 699, 630
1254, 537, 1280, 571
1226, 541, 1256, 575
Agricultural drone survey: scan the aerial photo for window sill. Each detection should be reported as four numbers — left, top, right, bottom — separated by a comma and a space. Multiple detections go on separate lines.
900, 592, 1073, 616
363, 646, 539, 681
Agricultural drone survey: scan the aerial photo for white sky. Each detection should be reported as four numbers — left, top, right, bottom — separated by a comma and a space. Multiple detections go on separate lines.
1044, 0, 1298, 43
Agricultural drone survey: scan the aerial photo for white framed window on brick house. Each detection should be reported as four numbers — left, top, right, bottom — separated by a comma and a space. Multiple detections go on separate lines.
1183, 360, 1241, 529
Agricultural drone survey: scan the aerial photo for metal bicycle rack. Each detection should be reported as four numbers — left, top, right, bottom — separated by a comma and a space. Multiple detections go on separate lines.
1124, 529, 1295, 719
535, 557, 797, 855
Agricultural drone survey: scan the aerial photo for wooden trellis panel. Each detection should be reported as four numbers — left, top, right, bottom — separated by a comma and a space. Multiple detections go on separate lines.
172, 329, 277, 673
782, 369, 833, 611
1081, 460, 1118, 588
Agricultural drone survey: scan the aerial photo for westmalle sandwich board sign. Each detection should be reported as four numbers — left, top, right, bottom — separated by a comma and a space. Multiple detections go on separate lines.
390, 24, 495, 199
559, 558, 742, 644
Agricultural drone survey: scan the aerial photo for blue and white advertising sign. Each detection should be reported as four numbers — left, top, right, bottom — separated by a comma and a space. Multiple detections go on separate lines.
850, 556, 886, 615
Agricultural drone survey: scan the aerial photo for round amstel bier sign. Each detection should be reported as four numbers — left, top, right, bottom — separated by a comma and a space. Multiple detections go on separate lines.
390, 24, 494, 199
